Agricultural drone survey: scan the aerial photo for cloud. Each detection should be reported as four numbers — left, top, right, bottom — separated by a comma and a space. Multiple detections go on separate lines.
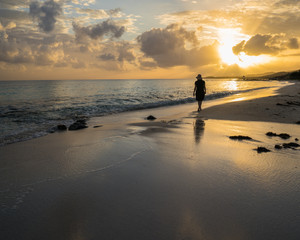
137, 24, 220, 68
2, 0, 300, 79
0, 27, 73, 66
117, 42, 135, 62
97, 42, 136, 64
139, 60, 157, 69
287, 38, 299, 49
29, 0, 62, 32
275, 0, 300, 6
0, 21, 16, 32
0, 37, 34, 64
231, 0, 300, 36
0, 8, 30, 25
70, 0, 95, 6
232, 34, 286, 56
72, 19, 126, 42
108, 8, 123, 17
158, 0, 300, 38
98, 53, 116, 61
75, 7, 122, 19
0, 0, 134, 72
75, 8, 109, 19
233, 34, 300, 57
84, 41, 137, 72
232, 40, 245, 55
0, 0, 30, 9
0, 21, 17, 40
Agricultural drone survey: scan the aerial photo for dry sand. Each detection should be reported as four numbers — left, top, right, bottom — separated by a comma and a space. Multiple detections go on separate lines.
1, 81, 300, 240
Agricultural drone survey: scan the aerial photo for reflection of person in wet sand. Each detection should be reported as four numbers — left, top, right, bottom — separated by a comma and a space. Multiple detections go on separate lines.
194, 118, 205, 144
193, 74, 206, 112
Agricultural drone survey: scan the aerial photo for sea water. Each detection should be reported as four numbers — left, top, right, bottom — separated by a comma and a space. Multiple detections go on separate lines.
0, 78, 287, 145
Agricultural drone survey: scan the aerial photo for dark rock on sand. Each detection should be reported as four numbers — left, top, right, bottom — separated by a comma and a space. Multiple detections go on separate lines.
275, 144, 282, 149
296, 121, 300, 124
266, 132, 277, 137
69, 120, 88, 131
93, 125, 103, 128
57, 124, 67, 131
295, 138, 299, 141
229, 135, 252, 140
146, 115, 157, 120
283, 142, 300, 149
278, 133, 291, 139
266, 132, 291, 139
256, 147, 271, 153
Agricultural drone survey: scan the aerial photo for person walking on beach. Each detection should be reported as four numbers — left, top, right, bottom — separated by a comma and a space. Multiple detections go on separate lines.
193, 74, 206, 112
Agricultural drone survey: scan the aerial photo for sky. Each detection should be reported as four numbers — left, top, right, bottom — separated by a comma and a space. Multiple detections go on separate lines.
0, 0, 300, 80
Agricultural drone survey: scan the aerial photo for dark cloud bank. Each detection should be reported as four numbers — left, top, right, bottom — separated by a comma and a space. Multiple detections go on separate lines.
72, 20, 125, 42
29, 0, 62, 32
233, 34, 299, 56
137, 24, 220, 68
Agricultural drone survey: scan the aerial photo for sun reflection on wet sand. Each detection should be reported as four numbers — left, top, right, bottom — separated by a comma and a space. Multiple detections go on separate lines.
146, 116, 299, 239
181, 118, 299, 187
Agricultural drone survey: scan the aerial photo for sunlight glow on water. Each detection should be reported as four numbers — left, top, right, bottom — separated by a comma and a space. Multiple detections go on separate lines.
221, 80, 238, 91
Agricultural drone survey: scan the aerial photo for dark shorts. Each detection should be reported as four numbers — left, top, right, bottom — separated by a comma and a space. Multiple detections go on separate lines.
196, 91, 205, 101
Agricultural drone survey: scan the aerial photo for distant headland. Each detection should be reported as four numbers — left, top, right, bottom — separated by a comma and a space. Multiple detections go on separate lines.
206, 69, 300, 80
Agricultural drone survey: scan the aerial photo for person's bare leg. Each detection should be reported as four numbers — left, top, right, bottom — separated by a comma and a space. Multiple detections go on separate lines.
198, 101, 202, 111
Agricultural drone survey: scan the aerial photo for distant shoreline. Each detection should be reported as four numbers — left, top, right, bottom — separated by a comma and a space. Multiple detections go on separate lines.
206, 69, 300, 81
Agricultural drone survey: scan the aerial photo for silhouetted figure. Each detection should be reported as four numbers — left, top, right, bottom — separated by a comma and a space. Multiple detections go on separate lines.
193, 74, 206, 112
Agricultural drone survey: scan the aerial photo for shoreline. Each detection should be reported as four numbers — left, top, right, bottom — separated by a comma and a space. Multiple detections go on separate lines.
1, 81, 299, 166
1, 81, 300, 240
0, 79, 289, 147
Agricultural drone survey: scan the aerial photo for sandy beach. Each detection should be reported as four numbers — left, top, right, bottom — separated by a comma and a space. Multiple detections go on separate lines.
1, 82, 300, 240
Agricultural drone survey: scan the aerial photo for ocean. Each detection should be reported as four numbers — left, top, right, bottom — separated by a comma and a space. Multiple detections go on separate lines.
0, 78, 287, 145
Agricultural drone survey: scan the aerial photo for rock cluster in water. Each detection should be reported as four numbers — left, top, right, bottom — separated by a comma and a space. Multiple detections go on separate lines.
68, 119, 88, 131
57, 125, 67, 130
50, 119, 89, 133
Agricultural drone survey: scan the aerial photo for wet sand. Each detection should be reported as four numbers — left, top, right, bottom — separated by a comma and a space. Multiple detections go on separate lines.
0, 82, 300, 240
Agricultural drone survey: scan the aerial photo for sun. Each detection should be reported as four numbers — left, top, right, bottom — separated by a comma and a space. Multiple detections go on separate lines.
217, 28, 270, 68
